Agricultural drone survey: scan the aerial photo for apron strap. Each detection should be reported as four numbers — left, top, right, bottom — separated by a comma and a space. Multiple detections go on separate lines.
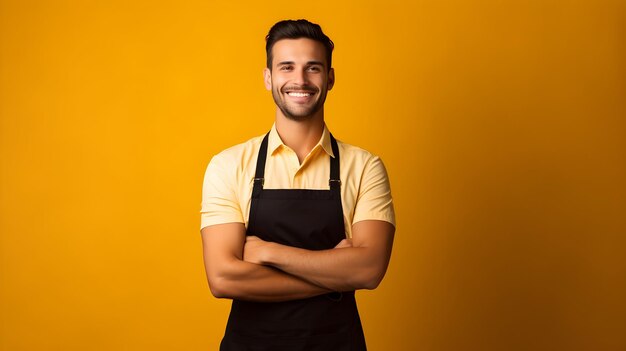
252, 132, 270, 197
329, 134, 341, 191
252, 131, 342, 195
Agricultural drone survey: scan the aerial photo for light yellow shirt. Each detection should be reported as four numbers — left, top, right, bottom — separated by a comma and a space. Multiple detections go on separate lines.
200, 124, 395, 238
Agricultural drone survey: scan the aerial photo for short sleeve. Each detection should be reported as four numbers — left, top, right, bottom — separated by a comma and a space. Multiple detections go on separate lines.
352, 156, 396, 227
200, 153, 244, 229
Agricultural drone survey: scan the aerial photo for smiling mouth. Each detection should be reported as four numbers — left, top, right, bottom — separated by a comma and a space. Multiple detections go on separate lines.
283, 86, 317, 97
287, 92, 313, 97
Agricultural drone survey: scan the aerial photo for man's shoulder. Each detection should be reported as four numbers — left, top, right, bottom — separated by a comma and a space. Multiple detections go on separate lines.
336, 139, 382, 165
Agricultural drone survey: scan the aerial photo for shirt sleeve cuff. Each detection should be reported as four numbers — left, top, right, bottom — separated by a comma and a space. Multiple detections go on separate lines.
200, 214, 245, 230
352, 211, 396, 227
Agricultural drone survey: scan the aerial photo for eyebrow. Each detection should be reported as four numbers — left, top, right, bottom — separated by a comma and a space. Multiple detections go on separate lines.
276, 61, 326, 67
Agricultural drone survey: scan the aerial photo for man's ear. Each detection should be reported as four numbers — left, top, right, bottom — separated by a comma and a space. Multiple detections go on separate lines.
327, 68, 335, 91
263, 68, 272, 90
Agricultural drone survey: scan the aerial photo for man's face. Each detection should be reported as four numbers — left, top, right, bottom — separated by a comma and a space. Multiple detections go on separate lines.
264, 38, 334, 121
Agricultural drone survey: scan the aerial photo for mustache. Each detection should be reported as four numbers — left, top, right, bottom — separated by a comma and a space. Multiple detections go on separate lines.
281, 86, 318, 93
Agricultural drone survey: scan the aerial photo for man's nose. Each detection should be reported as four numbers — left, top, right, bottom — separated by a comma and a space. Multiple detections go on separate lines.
293, 68, 308, 86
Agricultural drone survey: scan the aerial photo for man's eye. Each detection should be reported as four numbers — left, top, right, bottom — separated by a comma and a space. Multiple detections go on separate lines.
308, 66, 321, 72
280, 66, 293, 71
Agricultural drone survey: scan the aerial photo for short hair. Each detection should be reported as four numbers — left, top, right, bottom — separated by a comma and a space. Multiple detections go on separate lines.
265, 19, 334, 71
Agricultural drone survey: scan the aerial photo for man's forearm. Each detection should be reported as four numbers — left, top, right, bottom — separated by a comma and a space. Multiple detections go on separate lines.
244, 220, 395, 292
258, 244, 384, 292
208, 257, 331, 302
201, 223, 331, 303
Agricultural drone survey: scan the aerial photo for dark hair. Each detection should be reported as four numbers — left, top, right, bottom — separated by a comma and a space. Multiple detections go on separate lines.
265, 19, 334, 71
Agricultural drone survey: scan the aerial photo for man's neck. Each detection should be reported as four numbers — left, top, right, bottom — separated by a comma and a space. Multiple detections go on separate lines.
275, 112, 325, 164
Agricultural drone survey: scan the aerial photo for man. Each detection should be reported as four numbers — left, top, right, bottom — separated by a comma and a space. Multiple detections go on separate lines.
200, 19, 395, 350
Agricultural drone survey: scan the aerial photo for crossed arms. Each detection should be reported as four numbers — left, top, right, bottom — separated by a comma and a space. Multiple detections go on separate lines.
200, 220, 395, 302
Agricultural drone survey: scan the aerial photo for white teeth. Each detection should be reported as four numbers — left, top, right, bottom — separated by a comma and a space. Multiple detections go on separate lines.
287, 92, 311, 97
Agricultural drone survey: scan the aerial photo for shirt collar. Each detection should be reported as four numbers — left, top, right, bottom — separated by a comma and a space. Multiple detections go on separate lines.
268, 123, 335, 158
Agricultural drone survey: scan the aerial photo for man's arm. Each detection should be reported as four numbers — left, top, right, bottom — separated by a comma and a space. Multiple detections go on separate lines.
244, 220, 395, 292
201, 222, 332, 302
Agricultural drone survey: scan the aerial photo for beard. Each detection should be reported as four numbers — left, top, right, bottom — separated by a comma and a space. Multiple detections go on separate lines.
271, 85, 328, 121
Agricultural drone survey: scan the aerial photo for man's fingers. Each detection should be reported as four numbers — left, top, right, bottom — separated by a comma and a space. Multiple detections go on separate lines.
334, 238, 353, 249
246, 235, 259, 242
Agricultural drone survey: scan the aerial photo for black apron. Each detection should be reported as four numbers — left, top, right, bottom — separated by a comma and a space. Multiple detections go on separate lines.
220, 133, 367, 351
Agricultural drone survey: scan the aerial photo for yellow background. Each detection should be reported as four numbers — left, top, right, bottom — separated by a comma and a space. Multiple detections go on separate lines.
1, 1, 625, 350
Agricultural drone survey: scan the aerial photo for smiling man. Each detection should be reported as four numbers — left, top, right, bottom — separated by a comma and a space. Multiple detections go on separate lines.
200, 19, 396, 350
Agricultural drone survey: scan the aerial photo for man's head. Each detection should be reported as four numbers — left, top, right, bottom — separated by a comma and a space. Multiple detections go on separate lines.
264, 20, 335, 121
265, 19, 334, 72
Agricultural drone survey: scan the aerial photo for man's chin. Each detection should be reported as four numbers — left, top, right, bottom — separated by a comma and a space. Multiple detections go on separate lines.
279, 106, 321, 121
282, 112, 315, 121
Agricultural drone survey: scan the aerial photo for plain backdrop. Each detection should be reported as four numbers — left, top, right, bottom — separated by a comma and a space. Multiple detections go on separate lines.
1, 1, 625, 350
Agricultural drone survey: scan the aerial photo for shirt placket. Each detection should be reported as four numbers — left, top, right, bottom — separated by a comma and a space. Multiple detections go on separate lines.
286, 149, 301, 188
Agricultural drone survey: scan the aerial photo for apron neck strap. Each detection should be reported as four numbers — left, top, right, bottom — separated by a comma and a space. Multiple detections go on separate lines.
329, 133, 341, 191
253, 132, 270, 189
253, 131, 341, 192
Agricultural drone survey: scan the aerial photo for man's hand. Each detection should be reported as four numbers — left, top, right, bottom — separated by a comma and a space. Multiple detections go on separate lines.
334, 238, 353, 249
244, 235, 354, 265
243, 235, 272, 265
